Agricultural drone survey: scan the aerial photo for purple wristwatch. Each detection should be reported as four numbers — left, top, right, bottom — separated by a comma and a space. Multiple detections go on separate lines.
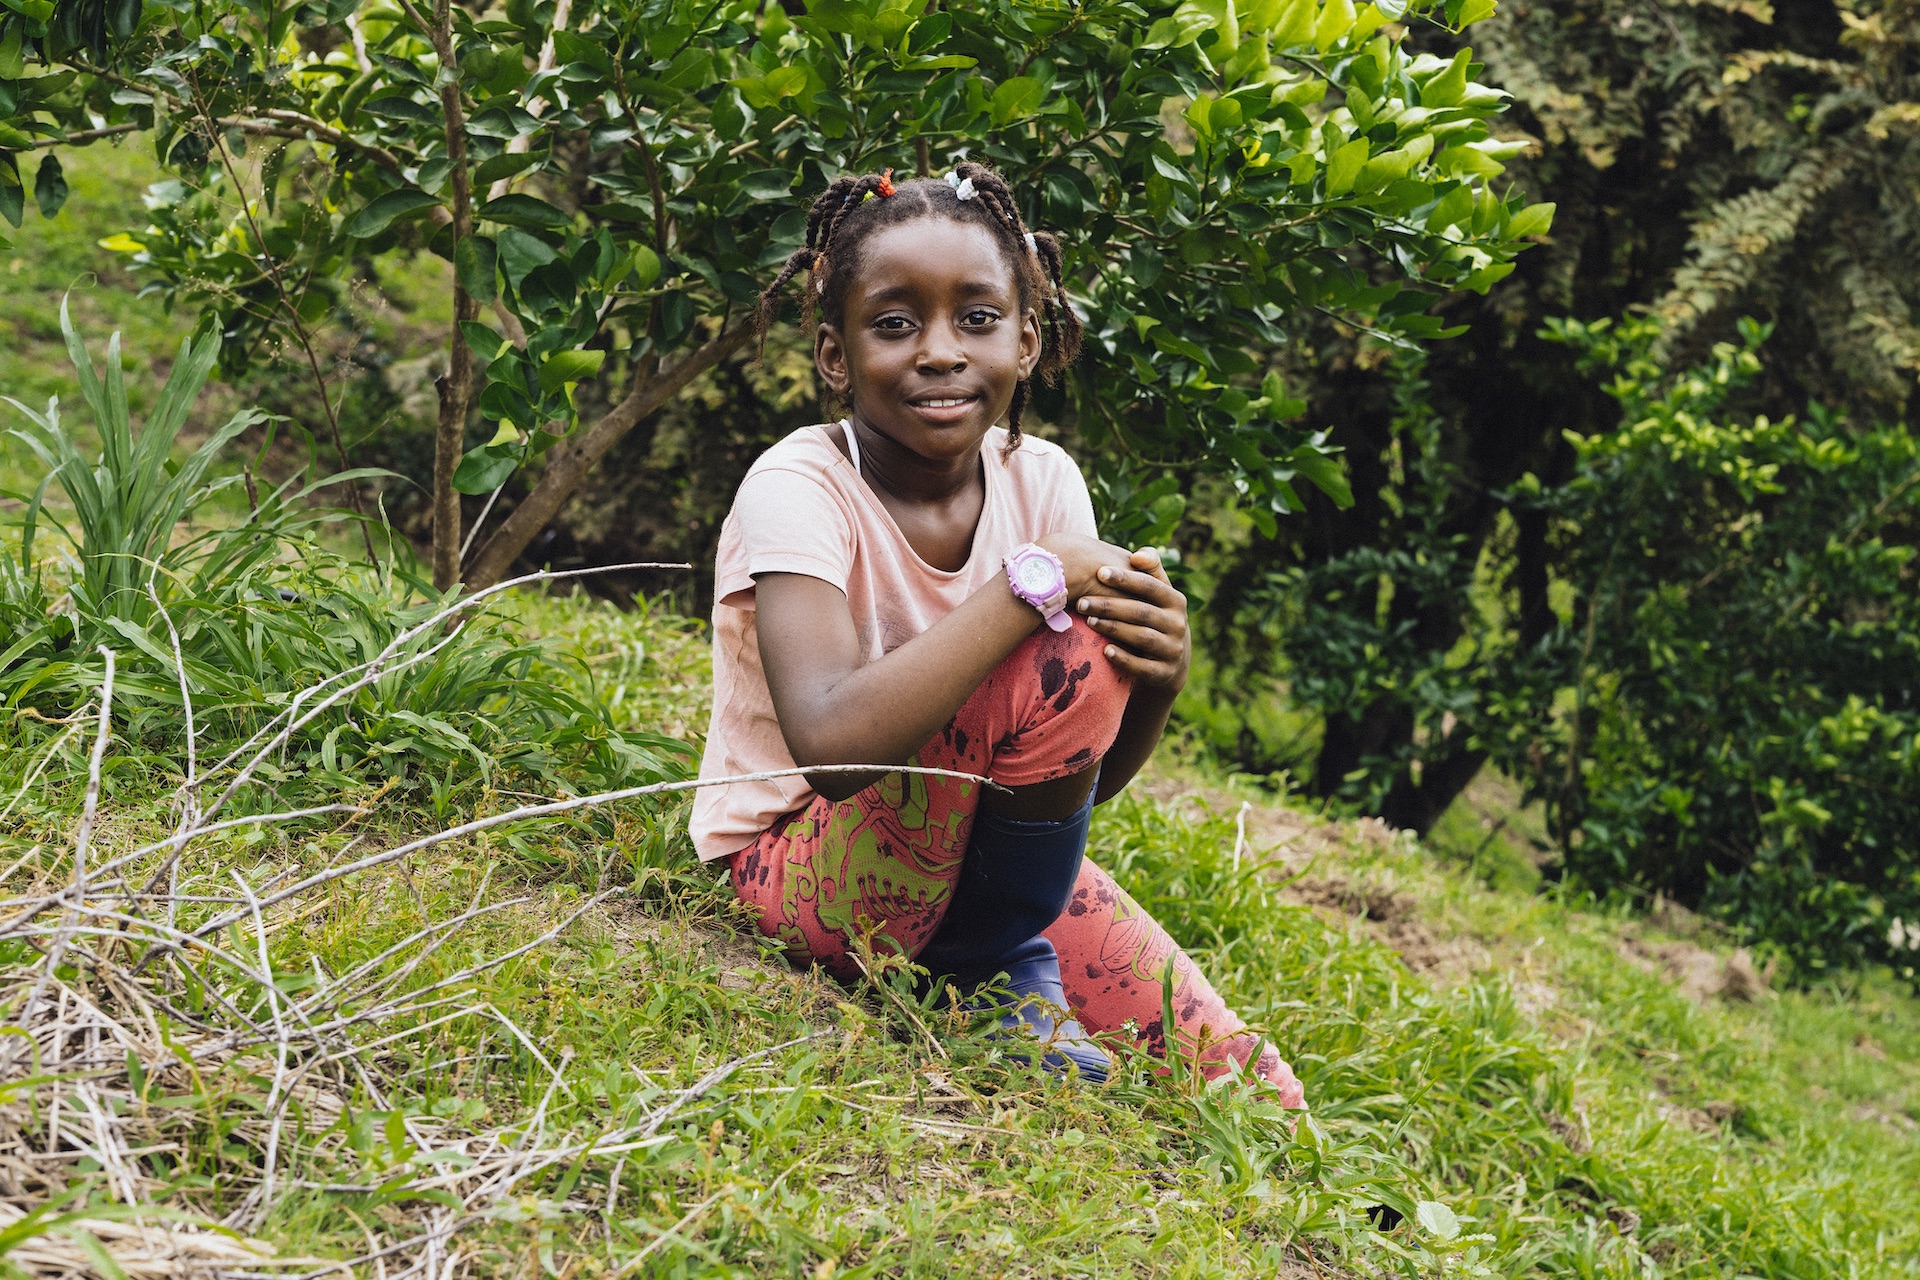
1005, 543, 1072, 631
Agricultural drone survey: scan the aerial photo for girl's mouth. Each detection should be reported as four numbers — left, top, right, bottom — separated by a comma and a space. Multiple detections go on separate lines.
906, 393, 980, 423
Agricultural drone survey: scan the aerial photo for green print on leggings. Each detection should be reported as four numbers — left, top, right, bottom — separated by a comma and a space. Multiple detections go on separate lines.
778, 763, 975, 954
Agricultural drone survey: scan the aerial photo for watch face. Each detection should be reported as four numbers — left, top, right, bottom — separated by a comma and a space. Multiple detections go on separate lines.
1016, 555, 1060, 594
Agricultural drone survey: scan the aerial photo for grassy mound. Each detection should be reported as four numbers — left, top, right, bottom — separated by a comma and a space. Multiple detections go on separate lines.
3, 591, 1916, 1279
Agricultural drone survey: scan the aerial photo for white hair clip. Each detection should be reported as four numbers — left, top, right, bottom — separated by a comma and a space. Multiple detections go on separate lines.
946, 170, 977, 201
1025, 232, 1038, 252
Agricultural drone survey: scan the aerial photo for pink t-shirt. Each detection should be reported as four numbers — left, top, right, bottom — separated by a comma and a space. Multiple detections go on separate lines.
690, 423, 1099, 862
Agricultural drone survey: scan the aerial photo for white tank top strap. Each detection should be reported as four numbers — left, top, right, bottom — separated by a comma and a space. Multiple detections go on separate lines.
841, 418, 860, 474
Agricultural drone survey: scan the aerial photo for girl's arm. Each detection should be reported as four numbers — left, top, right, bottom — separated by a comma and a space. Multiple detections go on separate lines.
757, 532, 1133, 801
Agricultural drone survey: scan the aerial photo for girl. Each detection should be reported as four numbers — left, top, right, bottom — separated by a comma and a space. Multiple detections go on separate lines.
692, 162, 1304, 1105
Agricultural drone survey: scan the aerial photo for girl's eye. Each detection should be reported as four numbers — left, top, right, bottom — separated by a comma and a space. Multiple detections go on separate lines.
962, 309, 999, 327
873, 315, 913, 332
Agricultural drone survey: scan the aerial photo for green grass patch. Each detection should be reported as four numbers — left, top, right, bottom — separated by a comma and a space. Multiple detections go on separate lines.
4, 591, 1917, 1278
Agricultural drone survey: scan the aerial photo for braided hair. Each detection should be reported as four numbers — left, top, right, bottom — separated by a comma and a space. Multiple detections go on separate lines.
756, 161, 1082, 450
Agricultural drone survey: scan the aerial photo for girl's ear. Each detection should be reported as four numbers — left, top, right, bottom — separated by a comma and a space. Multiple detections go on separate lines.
815, 324, 852, 396
1015, 307, 1043, 380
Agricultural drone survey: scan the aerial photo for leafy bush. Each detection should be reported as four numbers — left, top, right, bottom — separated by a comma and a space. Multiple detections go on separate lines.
1490, 317, 1920, 978
6, 0, 1548, 589
1202, 318, 1920, 980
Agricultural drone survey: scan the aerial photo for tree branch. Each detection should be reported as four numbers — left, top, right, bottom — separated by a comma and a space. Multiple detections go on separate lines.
463, 318, 756, 591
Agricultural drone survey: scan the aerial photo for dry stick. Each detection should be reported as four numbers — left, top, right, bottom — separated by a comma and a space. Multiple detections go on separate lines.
297, 887, 517, 1016
184, 76, 380, 566
0, 804, 366, 941
0, 804, 363, 944
284, 894, 622, 1045
637, 1031, 831, 1142
179, 763, 1006, 948
192, 562, 692, 824
1232, 800, 1250, 873
8, 649, 118, 1076
231, 870, 294, 1232
147, 581, 199, 801
614, 1192, 726, 1275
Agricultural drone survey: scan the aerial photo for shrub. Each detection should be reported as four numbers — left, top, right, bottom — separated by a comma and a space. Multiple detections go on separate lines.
1492, 317, 1920, 979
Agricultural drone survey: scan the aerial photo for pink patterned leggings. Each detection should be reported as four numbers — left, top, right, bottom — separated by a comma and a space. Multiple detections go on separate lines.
728, 621, 1304, 1106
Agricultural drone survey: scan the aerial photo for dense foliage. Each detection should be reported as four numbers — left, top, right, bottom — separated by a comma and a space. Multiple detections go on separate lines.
1505, 318, 1920, 979
1200, 0, 1920, 830
1226, 320, 1920, 977
2, 0, 1543, 590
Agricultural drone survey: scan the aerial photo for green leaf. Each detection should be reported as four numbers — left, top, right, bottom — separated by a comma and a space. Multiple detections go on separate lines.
1314, 0, 1356, 51
495, 227, 557, 289
2, 0, 54, 22
1507, 200, 1556, 239
344, 188, 441, 239
1426, 183, 1474, 231
1452, 0, 1496, 26
361, 94, 440, 124
740, 169, 796, 200
1142, 7, 1215, 48
460, 320, 508, 359
1270, 0, 1316, 45
1419, 48, 1471, 108
456, 235, 499, 303
1289, 444, 1352, 507
538, 348, 605, 394
32, 153, 67, 218
1325, 138, 1369, 196
1415, 1200, 1461, 1241
629, 244, 661, 290
452, 445, 520, 494
0, 164, 22, 230
473, 150, 543, 184
478, 193, 572, 229
990, 76, 1045, 126
0, 24, 24, 79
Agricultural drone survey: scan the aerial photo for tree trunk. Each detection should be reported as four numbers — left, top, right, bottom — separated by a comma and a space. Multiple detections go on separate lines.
463, 319, 757, 592
427, 0, 475, 593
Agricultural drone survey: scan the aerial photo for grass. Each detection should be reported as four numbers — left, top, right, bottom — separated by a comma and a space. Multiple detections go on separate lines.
4, 585, 1917, 1279
0, 140, 191, 431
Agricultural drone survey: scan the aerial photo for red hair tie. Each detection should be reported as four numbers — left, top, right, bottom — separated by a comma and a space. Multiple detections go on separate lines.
875, 168, 897, 197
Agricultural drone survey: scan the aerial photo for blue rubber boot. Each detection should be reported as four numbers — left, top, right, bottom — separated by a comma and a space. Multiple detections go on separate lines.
917, 795, 1111, 1082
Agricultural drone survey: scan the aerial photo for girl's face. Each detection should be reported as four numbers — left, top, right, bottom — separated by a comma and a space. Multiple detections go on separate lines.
815, 216, 1043, 468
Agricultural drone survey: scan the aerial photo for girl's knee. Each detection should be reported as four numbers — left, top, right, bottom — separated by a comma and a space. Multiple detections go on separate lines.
1017, 618, 1130, 706
980, 621, 1131, 783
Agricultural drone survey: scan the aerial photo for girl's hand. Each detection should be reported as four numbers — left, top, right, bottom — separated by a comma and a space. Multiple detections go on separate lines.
1073, 547, 1190, 693
1036, 532, 1137, 602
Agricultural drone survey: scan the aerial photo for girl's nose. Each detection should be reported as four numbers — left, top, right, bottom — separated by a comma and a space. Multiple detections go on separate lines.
918, 324, 968, 372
